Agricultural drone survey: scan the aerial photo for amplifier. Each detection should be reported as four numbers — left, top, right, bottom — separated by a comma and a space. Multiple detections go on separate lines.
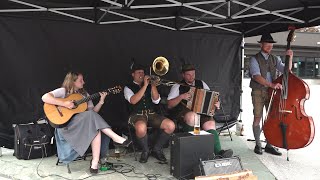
195, 156, 243, 176
170, 132, 214, 179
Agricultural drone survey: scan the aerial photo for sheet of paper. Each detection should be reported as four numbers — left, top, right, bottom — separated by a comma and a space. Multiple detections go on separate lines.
189, 130, 211, 135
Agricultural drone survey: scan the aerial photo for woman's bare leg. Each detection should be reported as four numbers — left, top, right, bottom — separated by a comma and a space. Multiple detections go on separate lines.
91, 131, 101, 169
101, 128, 126, 144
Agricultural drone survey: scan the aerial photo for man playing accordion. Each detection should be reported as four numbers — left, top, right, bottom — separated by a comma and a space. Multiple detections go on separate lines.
167, 64, 233, 158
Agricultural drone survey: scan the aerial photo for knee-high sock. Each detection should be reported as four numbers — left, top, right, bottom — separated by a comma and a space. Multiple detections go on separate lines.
153, 130, 170, 152
206, 129, 221, 154
252, 125, 261, 147
137, 135, 149, 153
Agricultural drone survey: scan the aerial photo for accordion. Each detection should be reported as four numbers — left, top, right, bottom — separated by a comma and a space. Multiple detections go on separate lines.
186, 87, 219, 116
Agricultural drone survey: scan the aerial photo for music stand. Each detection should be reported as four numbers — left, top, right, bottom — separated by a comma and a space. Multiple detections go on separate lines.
215, 101, 236, 141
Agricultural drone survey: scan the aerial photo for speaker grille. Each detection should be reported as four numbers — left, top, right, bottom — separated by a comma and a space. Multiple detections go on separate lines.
200, 156, 243, 175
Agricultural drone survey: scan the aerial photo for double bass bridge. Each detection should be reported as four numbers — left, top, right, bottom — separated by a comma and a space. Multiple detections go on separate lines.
279, 110, 292, 114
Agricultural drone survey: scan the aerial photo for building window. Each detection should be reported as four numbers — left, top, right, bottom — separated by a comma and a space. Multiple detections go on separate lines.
243, 55, 320, 79
244, 56, 250, 78
315, 58, 320, 78
292, 57, 319, 79
292, 57, 306, 77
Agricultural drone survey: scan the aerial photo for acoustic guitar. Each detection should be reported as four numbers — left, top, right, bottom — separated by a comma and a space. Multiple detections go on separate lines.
43, 86, 122, 127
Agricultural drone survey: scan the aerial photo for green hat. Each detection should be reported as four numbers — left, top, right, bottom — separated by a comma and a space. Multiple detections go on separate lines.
131, 63, 145, 73
181, 64, 195, 72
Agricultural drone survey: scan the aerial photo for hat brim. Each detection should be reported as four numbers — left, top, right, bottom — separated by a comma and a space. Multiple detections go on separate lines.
131, 64, 146, 73
258, 40, 277, 43
181, 68, 195, 73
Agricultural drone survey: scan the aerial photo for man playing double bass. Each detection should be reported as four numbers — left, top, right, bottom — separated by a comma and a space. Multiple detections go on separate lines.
249, 33, 293, 155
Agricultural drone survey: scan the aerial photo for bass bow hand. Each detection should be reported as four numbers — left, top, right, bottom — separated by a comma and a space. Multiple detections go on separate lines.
270, 83, 282, 90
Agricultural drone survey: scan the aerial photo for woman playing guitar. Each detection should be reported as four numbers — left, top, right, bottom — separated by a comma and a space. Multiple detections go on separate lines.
42, 72, 131, 174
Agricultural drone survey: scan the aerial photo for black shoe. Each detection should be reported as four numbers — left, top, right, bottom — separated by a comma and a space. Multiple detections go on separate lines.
151, 150, 167, 162
90, 167, 98, 174
265, 145, 282, 156
254, 145, 263, 155
114, 139, 132, 148
139, 151, 149, 163
90, 160, 98, 174
217, 149, 233, 158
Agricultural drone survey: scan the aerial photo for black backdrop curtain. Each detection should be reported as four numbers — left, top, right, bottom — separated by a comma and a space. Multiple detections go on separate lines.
0, 17, 241, 148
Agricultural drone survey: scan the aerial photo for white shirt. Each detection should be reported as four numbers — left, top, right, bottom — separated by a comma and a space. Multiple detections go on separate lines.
50, 87, 94, 110
167, 80, 210, 100
124, 81, 161, 104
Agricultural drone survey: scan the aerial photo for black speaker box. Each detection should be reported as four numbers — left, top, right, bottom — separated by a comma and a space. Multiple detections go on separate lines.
195, 156, 243, 176
170, 132, 214, 179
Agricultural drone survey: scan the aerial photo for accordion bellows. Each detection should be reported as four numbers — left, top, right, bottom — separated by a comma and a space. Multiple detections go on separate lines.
186, 87, 219, 116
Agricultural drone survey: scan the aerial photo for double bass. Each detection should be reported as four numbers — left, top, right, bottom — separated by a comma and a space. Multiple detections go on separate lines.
263, 29, 315, 150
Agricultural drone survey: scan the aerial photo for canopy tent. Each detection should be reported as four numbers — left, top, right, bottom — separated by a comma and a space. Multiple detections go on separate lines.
0, 0, 320, 36
1, 0, 320, 148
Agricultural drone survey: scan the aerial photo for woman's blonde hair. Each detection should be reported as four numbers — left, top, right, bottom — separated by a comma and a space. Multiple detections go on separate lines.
62, 72, 87, 96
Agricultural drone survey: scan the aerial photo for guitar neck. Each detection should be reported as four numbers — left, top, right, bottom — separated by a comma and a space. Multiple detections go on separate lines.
74, 93, 100, 106
73, 86, 121, 106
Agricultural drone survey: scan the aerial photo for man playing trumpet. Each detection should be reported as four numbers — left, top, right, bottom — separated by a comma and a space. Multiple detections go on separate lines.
124, 64, 175, 163
167, 64, 233, 158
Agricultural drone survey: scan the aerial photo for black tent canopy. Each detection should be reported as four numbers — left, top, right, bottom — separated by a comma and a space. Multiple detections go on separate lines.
1, 0, 320, 36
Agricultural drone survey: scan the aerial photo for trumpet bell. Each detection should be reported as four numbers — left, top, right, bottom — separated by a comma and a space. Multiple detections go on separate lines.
152, 56, 169, 76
